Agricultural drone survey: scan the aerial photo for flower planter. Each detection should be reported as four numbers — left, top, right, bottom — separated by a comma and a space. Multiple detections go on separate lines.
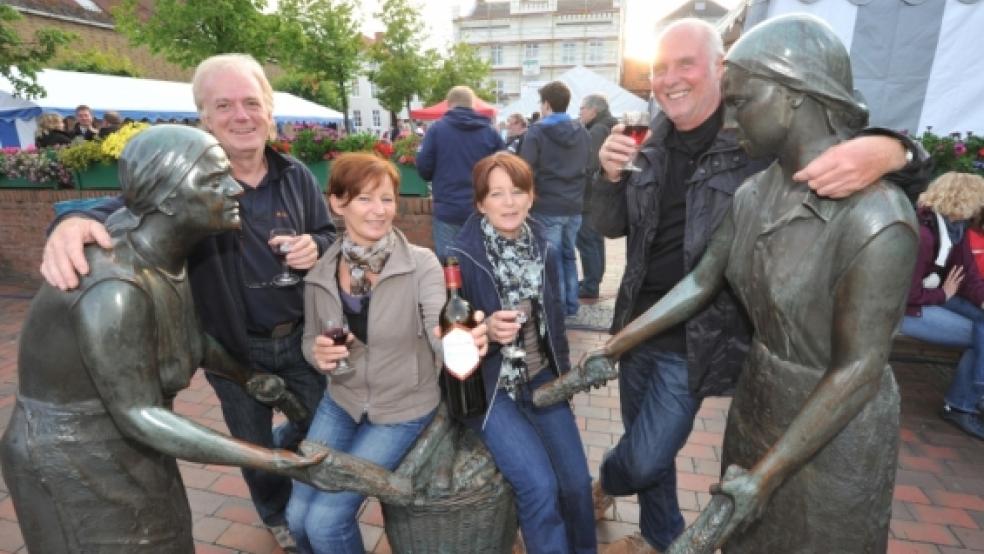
304, 160, 330, 192
75, 162, 120, 190
0, 175, 60, 189
397, 164, 429, 197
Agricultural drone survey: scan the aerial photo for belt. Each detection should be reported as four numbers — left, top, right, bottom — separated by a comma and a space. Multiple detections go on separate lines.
250, 320, 301, 339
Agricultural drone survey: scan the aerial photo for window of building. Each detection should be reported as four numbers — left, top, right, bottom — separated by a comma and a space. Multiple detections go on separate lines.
561, 43, 576, 64
372, 110, 381, 127
491, 79, 506, 102
587, 40, 604, 63
490, 44, 503, 66
524, 43, 539, 61
350, 79, 360, 97
352, 110, 362, 128
370, 81, 378, 98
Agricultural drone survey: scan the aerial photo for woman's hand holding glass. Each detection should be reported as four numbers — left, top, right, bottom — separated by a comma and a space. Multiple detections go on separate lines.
486, 309, 525, 345
312, 318, 354, 375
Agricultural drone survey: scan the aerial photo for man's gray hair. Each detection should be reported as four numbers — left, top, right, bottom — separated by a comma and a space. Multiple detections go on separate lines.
658, 18, 725, 63
581, 94, 609, 113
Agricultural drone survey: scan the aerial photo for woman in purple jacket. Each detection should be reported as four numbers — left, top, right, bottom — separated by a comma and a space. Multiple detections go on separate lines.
902, 171, 984, 440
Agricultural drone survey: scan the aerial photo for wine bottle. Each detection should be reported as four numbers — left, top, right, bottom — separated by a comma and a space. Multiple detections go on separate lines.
439, 256, 487, 419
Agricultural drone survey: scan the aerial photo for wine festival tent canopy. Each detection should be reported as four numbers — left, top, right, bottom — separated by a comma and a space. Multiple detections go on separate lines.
738, 0, 984, 135
0, 92, 42, 149
0, 69, 344, 148
410, 97, 498, 121
498, 65, 648, 123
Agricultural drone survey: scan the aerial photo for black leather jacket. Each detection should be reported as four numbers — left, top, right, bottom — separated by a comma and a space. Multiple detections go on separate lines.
588, 112, 767, 397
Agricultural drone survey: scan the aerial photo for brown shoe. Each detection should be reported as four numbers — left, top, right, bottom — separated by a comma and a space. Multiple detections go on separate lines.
593, 480, 614, 520
604, 533, 661, 554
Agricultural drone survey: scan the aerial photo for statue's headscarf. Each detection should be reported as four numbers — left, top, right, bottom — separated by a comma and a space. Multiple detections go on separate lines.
107, 125, 222, 232
724, 13, 868, 136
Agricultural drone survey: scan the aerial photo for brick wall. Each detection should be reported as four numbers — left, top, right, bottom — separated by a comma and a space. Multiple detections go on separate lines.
0, 189, 435, 285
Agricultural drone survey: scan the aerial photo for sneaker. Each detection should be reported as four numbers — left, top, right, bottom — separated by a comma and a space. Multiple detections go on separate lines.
592, 479, 614, 520
267, 523, 298, 553
604, 533, 662, 554
942, 404, 984, 440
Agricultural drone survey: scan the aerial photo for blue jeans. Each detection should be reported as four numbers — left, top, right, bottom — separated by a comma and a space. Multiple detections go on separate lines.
286, 393, 434, 554
599, 345, 698, 551
432, 218, 462, 263
901, 296, 984, 412
204, 325, 326, 527
575, 218, 605, 296
536, 214, 582, 316
469, 370, 595, 554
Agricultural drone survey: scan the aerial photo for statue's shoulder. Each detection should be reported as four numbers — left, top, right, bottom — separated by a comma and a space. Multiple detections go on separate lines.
843, 181, 918, 239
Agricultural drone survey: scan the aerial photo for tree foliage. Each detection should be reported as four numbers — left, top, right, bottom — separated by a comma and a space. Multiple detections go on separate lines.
424, 43, 494, 105
367, 0, 436, 123
272, 71, 342, 113
276, 0, 362, 131
112, 0, 277, 68
53, 49, 141, 77
0, 5, 72, 98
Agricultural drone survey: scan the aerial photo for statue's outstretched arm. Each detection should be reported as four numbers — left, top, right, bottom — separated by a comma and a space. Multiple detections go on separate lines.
200, 333, 309, 423
73, 282, 327, 485
533, 211, 736, 406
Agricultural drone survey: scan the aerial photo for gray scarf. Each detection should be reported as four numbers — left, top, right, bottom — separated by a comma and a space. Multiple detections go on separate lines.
340, 230, 395, 296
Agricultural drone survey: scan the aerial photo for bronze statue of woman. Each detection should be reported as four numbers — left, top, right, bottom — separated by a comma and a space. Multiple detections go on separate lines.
0, 125, 408, 553
581, 14, 918, 553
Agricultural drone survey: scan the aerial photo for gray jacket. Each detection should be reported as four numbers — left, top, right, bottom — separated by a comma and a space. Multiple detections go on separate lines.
303, 229, 445, 423
588, 111, 768, 397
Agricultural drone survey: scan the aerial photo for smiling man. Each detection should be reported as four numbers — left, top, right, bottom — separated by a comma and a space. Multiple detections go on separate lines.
38, 54, 336, 552
588, 18, 927, 554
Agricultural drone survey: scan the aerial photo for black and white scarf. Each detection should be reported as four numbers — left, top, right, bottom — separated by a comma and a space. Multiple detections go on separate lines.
480, 216, 545, 394
340, 230, 395, 296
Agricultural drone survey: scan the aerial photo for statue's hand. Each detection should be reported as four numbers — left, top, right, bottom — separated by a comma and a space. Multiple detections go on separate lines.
710, 464, 774, 548
532, 347, 618, 407
245, 374, 310, 423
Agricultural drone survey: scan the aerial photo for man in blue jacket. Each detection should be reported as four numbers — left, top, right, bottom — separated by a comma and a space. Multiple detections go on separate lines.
520, 81, 591, 316
417, 85, 504, 261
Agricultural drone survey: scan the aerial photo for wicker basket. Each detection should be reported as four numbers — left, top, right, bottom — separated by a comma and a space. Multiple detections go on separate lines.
382, 479, 518, 554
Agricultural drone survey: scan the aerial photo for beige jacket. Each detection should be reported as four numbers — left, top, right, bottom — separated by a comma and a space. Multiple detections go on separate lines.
303, 229, 445, 424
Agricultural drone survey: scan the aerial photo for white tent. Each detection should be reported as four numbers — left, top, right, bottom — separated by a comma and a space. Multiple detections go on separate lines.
742, 0, 984, 135
499, 66, 648, 122
0, 92, 41, 148
0, 69, 344, 147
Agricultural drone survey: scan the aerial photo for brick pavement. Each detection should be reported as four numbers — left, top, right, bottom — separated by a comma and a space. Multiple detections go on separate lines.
0, 237, 982, 553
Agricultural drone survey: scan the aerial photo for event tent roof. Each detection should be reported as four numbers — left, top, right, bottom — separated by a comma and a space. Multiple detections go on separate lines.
0, 69, 344, 125
409, 98, 497, 121
499, 66, 648, 122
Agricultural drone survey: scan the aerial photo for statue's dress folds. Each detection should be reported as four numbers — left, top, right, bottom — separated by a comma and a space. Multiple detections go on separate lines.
721, 164, 916, 554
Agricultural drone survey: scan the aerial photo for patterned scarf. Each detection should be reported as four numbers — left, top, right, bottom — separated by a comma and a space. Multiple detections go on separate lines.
480, 216, 544, 395
340, 230, 395, 296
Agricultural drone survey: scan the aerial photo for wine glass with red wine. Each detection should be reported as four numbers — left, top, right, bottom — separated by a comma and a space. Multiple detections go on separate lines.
621, 111, 649, 172
321, 318, 353, 375
269, 227, 301, 287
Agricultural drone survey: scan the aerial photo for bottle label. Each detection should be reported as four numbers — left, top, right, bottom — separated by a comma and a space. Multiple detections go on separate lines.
444, 266, 462, 289
442, 328, 480, 380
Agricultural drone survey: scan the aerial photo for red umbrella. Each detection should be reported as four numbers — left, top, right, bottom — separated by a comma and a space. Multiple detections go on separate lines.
409, 98, 497, 121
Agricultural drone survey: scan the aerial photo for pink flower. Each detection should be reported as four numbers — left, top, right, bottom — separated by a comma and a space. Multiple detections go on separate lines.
955, 142, 968, 156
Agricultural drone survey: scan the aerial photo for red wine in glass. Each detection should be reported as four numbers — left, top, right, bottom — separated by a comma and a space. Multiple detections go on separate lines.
621, 111, 649, 172
269, 227, 300, 287
321, 319, 353, 375
624, 125, 649, 146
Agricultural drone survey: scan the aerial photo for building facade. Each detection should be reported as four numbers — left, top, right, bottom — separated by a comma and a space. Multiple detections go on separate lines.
453, 0, 625, 107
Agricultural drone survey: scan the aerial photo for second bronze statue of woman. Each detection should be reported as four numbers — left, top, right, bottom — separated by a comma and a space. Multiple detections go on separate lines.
581, 14, 918, 553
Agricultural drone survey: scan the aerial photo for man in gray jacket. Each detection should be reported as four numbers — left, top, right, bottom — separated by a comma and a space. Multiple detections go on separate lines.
576, 93, 618, 300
